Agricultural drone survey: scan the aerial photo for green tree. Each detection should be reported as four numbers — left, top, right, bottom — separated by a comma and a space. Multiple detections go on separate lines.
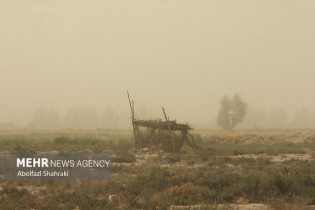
216, 94, 248, 130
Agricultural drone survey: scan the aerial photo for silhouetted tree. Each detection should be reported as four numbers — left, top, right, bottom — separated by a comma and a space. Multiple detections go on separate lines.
216, 94, 248, 130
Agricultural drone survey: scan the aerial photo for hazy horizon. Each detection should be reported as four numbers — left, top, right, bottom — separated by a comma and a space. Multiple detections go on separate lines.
1, 0, 315, 129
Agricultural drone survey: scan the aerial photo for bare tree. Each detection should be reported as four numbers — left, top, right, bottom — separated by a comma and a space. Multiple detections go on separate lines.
216, 94, 248, 130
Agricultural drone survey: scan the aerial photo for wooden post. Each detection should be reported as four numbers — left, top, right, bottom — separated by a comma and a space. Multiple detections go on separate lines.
162, 107, 178, 152
127, 91, 137, 147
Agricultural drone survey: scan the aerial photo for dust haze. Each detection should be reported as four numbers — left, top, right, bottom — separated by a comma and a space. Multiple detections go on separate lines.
1, 0, 315, 130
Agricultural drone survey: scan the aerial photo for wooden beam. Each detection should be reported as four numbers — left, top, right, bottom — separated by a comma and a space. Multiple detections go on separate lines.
162, 107, 178, 152
127, 91, 137, 147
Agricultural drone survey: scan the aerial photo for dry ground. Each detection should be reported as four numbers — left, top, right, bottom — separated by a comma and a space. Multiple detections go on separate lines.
1, 129, 315, 210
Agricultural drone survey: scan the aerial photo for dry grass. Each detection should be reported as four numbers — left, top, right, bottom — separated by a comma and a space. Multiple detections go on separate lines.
1, 129, 315, 209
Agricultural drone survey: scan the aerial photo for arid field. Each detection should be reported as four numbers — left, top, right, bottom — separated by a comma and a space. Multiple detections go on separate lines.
1, 129, 315, 210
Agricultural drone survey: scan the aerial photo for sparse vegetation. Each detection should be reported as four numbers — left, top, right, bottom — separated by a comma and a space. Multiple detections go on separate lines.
1, 130, 315, 209
0, 131, 134, 152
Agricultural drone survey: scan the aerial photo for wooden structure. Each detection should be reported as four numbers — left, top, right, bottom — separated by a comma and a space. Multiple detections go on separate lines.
127, 92, 198, 152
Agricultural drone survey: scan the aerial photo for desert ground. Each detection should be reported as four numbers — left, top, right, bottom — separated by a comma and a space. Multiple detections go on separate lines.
1, 129, 315, 210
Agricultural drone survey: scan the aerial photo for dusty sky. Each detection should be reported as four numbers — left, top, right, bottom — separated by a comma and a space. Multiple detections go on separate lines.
1, 0, 315, 126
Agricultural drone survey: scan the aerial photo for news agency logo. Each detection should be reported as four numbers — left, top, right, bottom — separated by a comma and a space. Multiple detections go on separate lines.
16, 158, 111, 168
0, 152, 112, 180
17, 158, 49, 167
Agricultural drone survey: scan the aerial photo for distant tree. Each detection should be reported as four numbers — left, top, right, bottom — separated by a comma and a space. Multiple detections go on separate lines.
269, 108, 288, 129
99, 106, 119, 129
241, 108, 269, 129
216, 94, 248, 130
64, 107, 97, 129
31, 108, 60, 130
293, 106, 310, 128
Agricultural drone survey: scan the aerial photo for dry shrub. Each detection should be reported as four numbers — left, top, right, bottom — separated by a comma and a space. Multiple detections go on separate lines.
150, 192, 172, 209
149, 183, 202, 208
166, 183, 201, 205
166, 183, 199, 199
235, 197, 249, 204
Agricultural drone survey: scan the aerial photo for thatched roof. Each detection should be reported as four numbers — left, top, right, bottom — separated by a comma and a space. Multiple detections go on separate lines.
132, 119, 192, 131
